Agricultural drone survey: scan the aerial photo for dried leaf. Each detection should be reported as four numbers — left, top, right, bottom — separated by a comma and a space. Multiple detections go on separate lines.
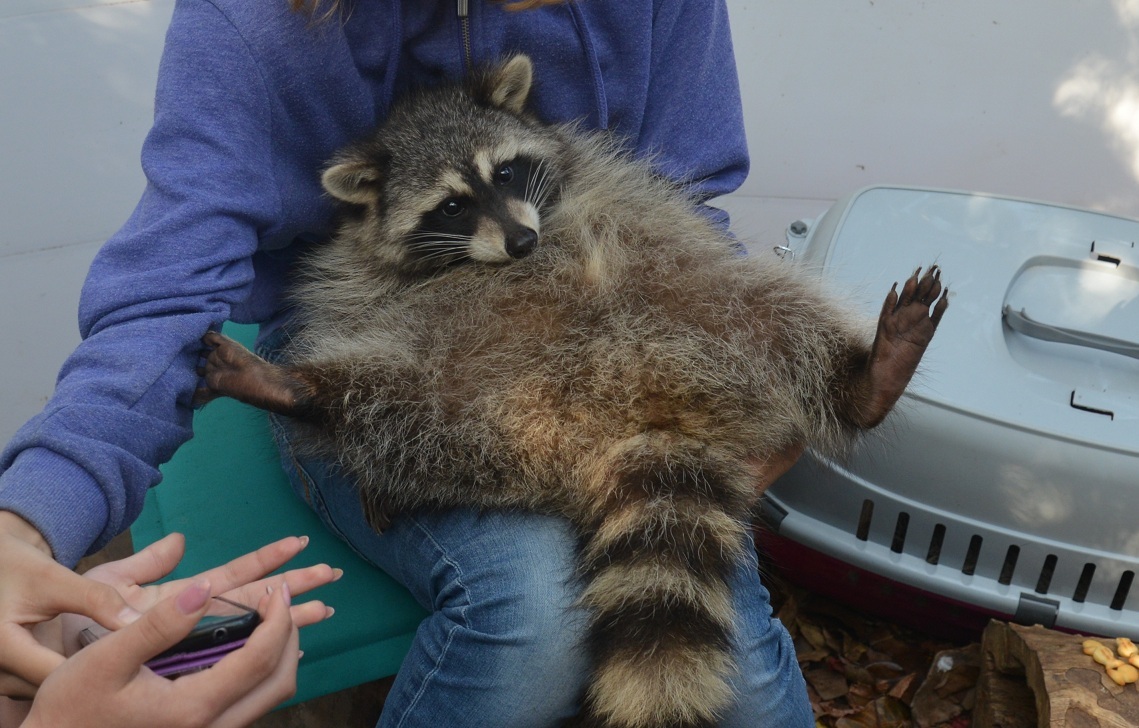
800, 620, 829, 651
834, 696, 911, 728
887, 672, 919, 702
805, 666, 850, 701
910, 646, 981, 727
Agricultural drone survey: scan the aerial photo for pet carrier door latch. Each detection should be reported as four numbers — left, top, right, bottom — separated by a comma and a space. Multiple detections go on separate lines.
1014, 593, 1060, 629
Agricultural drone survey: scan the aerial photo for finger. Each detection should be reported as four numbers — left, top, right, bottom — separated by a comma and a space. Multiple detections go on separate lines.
220, 562, 340, 609
197, 536, 311, 596
202, 330, 226, 348
289, 600, 333, 629
915, 265, 942, 303
86, 533, 186, 589
879, 282, 899, 320
210, 592, 300, 728
92, 580, 213, 677
35, 568, 140, 632
0, 625, 66, 692
931, 288, 950, 328
178, 585, 297, 719
918, 275, 942, 306
897, 267, 921, 307
0, 672, 38, 701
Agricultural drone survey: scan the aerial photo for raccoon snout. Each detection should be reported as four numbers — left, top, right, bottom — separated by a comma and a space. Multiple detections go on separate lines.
506, 228, 538, 259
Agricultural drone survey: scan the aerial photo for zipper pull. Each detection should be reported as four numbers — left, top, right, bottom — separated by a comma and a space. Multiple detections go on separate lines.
457, 0, 469, 18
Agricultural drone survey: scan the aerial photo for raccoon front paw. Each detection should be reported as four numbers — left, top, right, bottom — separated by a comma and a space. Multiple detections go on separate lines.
194, 331, 309, 416
856, 266, 949, 427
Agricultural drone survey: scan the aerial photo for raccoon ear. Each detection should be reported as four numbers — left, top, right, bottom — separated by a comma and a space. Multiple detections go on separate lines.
483, 54, 533, 114
322, 159, 384, 205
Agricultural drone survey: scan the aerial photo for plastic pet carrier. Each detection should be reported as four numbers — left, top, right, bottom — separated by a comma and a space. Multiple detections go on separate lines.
761, 186, 1139, 638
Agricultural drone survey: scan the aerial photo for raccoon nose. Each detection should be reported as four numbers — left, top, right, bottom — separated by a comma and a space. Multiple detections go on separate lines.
506, 228, 538, 259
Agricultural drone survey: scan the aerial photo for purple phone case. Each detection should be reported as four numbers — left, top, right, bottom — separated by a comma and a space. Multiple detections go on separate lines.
146, 638, 249, 678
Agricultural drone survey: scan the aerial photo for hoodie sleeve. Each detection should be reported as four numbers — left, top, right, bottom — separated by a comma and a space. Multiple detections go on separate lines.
0, 0, 280, 566
639, 0, 749, 229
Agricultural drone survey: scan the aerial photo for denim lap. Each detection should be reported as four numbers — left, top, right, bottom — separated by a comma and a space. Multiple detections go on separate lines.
270, 416, 811, 727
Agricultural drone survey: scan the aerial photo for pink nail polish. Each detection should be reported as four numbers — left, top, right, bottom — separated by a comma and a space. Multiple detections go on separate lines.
176, 580, 211, 615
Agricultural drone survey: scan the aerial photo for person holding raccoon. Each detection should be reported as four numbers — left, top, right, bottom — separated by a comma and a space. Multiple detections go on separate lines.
0, 0, 948, 726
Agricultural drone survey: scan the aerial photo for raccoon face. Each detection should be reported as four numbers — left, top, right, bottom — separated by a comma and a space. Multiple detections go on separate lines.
408, 151, 555, 268
321, 54, 562, 275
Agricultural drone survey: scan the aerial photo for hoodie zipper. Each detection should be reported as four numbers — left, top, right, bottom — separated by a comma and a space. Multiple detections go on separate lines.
457, 0, 472, 71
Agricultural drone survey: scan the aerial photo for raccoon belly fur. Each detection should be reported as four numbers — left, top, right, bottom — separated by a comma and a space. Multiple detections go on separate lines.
283, 127, 869, 728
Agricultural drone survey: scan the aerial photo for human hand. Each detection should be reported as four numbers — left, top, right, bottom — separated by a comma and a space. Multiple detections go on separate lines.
0, 511, 141, 698
22, 579, 300, 728
60, 532, 339, 656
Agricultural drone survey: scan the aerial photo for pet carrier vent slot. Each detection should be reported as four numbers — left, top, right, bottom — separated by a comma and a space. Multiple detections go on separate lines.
1111, 571, 1135, 611
925, 524, 946, 565
961, 535, 983, 576
856, 500, 874, 541
1073, 563, 1095, 603
1035, 555, 1058, 594
997, 545, 1019, 585
890, 512, 910, 553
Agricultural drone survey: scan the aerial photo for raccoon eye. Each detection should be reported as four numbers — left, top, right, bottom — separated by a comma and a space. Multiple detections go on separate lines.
494, 165, 515, 186
440, 198, 465, 217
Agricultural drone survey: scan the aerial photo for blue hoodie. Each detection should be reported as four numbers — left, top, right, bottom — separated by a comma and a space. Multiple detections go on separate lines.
0, 0, 748, 566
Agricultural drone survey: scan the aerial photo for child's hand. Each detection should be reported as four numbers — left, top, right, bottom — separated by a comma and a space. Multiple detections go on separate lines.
23, 579, 299, 728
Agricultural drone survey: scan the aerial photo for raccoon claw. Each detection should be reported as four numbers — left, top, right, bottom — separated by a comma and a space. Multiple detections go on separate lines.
194, 331, 310, 417
884, 265, 949, 349
854, 265, 949, 428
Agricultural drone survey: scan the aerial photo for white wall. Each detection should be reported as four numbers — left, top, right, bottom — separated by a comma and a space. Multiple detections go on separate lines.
3, 0, 1139, 443
0, 0, 174, 444
723, 0, 1139, 250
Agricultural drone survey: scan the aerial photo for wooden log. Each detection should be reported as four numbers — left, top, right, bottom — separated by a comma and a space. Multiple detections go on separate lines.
975, 620, 1139, 728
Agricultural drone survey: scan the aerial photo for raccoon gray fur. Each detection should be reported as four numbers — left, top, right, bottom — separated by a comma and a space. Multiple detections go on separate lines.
197, 55, 947, 728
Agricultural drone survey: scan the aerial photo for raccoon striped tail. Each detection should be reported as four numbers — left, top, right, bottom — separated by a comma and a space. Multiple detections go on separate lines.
569, 436, 755, 728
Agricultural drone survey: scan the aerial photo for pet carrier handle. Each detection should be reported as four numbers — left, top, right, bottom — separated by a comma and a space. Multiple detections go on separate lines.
1002, 305, 1139, 361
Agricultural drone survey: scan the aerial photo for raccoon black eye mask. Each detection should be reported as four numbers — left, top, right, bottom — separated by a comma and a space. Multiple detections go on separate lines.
195, 55, 947, 728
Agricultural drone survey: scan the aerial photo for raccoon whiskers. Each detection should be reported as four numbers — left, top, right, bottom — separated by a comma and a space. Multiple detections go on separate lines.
405, 232, 474, 264
525, 159, 555, 210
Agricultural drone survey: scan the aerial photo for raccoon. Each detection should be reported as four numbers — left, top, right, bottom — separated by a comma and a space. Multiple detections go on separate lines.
196, 55, 948, 728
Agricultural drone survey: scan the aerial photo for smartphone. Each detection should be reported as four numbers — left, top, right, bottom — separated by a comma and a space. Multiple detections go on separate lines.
79, 595, 260, 678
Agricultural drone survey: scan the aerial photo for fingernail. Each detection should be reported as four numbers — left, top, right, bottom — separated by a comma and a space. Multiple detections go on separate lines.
298, 650, 305, 661
177, 580, 212, 615
325, 606, 336, 619
281, 582, 292, 607
298, 535, 310, 549
267, 585, 274, 596
332, 568, 345, 582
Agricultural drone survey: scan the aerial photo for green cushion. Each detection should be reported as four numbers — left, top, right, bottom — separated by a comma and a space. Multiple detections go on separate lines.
130, 323, 426, 707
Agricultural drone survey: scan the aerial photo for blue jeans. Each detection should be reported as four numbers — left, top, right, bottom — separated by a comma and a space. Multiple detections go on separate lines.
272, 438, 812, 727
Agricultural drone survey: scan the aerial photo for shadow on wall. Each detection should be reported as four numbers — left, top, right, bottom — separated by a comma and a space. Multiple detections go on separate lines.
1054, 0, 1139, 211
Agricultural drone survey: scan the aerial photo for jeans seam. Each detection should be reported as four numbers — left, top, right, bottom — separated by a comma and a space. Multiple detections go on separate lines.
392, 515, 473, 728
